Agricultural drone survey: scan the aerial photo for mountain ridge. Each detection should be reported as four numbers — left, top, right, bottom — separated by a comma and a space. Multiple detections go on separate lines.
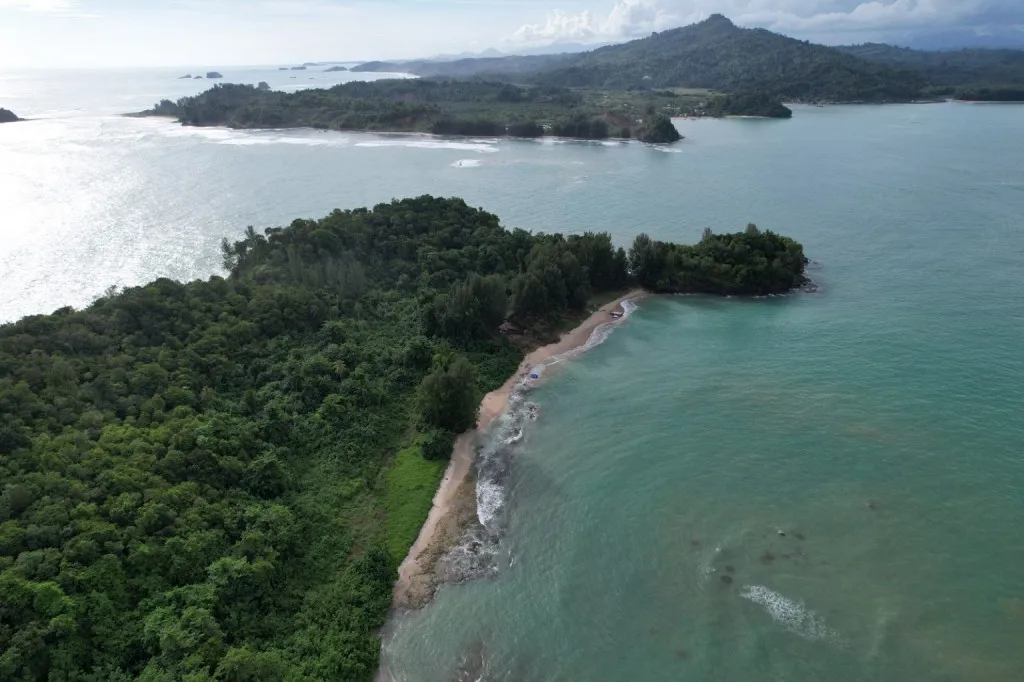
354, 14, 1024, 103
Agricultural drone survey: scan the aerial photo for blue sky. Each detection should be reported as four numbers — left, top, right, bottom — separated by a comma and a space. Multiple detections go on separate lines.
1, 0, 1022, 68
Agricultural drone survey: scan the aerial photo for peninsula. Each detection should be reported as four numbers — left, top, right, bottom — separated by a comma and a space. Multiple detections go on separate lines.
135, 80, 687, 142
0, 196, 807, 681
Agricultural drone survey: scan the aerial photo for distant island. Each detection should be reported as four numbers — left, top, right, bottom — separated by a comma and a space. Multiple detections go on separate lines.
134, 80, 688, 143
0, 195, 807, 680
206, 71, 223, 79
324, 65, 349, 72
0, 107, 21, 123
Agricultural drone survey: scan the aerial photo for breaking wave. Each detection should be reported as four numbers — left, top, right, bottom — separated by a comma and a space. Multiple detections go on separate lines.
436, 298, 641, 584
354, 139, 499, 153
740, 585, 846, 646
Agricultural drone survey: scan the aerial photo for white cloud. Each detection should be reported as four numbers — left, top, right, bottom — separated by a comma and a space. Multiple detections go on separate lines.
507, 0, 1018, 47
0, 0, 74, 10
509, 0, 675, 46
0, 0, 97, 18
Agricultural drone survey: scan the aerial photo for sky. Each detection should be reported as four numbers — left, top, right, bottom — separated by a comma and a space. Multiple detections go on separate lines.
1, 0, 1022, 68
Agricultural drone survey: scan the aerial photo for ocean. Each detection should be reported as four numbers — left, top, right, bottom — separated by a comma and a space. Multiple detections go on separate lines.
3, 69, 1023, 681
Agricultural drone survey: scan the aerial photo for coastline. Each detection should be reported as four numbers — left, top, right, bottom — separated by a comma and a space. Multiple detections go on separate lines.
391, 289, 648, 609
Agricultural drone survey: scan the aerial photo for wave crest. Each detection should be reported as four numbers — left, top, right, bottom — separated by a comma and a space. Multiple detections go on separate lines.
740, 585, 845, 646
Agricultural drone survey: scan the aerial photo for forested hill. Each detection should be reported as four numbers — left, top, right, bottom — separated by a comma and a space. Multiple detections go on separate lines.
136, 80, 682, 142
528, 15, 924, 101
354, 15, 927, 102
835, 43, 1024, 92
0, 196, 806, 681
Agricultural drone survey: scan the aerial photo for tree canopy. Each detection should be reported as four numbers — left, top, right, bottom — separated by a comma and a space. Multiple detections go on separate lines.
0, 196, 807, 680
705, 91, 793, 118
137, 81, 687, 142
628, 225, 807, 295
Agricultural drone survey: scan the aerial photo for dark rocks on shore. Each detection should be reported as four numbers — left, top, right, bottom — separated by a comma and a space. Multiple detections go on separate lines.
0, 108, 21, 123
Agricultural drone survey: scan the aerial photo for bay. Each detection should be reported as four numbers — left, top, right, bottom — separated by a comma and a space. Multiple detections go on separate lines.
2, 69, 1023, 681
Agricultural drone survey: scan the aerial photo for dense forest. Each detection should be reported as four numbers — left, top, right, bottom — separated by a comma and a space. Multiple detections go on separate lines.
953, 86, 1024, 101
137, 80, 687, 142
704, 91, 793, 118
629, 225, 807, 294
836, 43, 1024, 92
0, 196, 806, 680
0, 108, 21, 123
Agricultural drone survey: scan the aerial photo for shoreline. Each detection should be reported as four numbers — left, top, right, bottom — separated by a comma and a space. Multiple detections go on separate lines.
390, 289, 648, 609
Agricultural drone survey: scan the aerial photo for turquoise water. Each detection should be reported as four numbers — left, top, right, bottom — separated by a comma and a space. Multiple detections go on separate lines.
2, 71, 1023, 680
381, 105, 1024, 680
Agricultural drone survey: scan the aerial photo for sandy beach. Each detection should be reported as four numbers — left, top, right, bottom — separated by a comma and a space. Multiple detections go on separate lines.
391, 289, 647, 608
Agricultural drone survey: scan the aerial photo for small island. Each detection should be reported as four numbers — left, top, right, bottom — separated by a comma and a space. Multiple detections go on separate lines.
0, 107, 21, 123
629, 224, 806, 294
178, 74, 192, 79
134, 80, 688, 144
706, 91, 793, 118
324, 65, 349, 72
206, 71, 223, 79
290, 66, 307, 71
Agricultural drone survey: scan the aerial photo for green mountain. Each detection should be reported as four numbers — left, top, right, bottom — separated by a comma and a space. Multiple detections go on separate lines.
354, 15, 926, 103
529, 15, 924, 101
835, 43, 1024, 91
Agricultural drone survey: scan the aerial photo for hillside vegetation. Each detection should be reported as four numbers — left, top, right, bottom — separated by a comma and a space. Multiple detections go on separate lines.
0, 197, 806, 680
836, 43, 1024, 92
953, 86, 1024, 101
138, 80, 685, 142
356, 15, 1024, 104
356, 15, 926, 103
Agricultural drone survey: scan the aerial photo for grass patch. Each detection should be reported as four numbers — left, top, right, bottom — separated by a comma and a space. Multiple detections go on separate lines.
384, 443, 447, 563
